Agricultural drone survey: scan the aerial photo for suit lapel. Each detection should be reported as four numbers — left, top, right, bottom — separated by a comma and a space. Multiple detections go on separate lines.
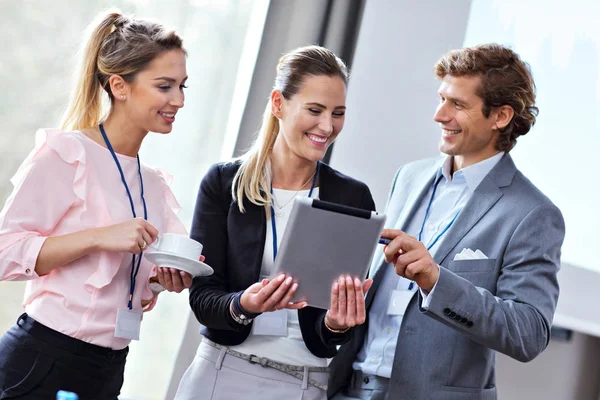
233, 198, 267, 283
318, 163, 341, 203
432, 154, 517, 264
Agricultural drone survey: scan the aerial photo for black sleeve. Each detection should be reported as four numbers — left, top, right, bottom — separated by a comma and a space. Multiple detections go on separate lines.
188, 163, 247, 332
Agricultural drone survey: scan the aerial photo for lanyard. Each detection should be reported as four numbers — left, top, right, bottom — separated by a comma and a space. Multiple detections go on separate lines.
99, 123, 148, 310
407, 173, 460, 291
418, 173, 461, 250
270, 162, 320, 261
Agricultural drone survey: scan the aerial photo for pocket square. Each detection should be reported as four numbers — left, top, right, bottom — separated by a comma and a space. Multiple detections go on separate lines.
454, 248, 488, 260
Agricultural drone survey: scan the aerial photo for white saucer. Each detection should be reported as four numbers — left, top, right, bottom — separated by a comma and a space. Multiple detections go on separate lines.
144, 250, 214, 277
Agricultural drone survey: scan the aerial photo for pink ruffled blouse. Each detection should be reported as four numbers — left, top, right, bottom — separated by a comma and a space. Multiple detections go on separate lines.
0, 129, 186, 349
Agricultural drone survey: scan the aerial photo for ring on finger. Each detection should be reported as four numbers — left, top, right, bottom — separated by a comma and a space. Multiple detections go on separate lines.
139, 240, 147, 251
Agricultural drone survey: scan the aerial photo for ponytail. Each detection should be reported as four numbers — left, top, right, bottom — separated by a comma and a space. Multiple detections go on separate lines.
231, 100, 279, 213
60, 11, 124, 131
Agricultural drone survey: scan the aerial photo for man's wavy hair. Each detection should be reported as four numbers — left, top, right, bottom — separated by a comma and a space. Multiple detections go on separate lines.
435, 44, 538, 152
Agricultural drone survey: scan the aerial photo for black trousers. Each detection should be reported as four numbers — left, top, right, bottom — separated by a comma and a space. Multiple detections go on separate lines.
0, 313, 128, 400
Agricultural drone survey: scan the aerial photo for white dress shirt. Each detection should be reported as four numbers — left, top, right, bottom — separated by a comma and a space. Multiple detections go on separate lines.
353, 152, 505, 378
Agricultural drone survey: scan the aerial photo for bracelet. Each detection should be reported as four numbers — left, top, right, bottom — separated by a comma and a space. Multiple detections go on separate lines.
229, 298, 253, 325
233, 291, 261, 319
324, 317, 351, 334
229, 292, 261, 325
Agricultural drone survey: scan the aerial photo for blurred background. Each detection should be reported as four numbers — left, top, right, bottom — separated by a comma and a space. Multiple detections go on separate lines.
1, 0, 599, 399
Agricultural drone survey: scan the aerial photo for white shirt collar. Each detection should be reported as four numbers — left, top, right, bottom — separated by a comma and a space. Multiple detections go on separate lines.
440, 152, 505, 191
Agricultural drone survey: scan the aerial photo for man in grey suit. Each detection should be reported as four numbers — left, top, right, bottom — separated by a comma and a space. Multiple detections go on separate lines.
328, 43, 565, 400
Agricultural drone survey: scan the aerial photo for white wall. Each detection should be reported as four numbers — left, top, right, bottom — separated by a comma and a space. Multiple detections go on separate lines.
330, 0, 473, 209
329, 0, 600, 399
463, 0, 600, 275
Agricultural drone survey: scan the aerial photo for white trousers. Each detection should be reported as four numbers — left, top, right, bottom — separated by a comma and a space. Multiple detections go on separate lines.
175, 340, 328, 400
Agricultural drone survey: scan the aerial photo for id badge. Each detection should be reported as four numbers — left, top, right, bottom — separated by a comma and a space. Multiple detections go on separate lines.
251, 309, 288, 336
386, 290, 415, 316
114, 308, 142, 340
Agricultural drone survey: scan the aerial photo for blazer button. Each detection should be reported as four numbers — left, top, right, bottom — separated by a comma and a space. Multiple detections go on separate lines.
449, 311, 457, 318
363, 376, 370, 384
460, 317, 468, 324
443, 308, 451, 316
466, 321, 474, 327
453, 314, 462, 321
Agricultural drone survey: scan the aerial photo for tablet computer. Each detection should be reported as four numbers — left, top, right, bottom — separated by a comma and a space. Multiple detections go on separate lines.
270, 197, 386, 310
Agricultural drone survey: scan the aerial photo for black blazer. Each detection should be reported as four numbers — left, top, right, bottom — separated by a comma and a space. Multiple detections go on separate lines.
188, 160, 376, 358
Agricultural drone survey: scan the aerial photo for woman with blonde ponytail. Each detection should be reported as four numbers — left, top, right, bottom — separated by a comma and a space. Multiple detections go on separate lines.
176, 45, 375, 400
0, 10, 192, 399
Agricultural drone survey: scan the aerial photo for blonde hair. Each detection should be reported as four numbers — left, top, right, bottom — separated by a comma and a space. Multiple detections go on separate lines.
59, 9, 185, 131
232, 45, 348, 213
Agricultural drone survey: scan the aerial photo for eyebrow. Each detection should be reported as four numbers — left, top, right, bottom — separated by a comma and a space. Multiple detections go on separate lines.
305, 102, 346, 110
439, 93, 468, 105
153, 76, 188, 83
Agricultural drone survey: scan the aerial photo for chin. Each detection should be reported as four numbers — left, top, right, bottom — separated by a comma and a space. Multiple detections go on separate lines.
152, 126, 174, 134
308, 149, 328, 163
439, 141, 456, 156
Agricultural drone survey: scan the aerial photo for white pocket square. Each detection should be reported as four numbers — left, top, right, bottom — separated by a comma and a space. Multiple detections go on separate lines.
453, 248, 488, 261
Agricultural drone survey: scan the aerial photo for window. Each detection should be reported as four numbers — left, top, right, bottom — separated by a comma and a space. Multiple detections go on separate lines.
0, 1, 268, 398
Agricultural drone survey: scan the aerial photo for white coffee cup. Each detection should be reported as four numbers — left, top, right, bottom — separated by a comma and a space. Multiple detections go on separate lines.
151, 233, 203, 260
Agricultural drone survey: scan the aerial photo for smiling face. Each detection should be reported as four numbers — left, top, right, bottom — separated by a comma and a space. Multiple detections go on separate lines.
434, 74, 501, 169
272, 74, 346, 163
119, 49, 187, 134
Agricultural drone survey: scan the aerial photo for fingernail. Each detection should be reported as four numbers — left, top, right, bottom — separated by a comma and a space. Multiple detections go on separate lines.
302, 302, 308, 308
292, 283, 298, 291
333, 281, 338, 290
279, 274, 286, 281
346, 276, 353, 285
354, 277, 361, 286
285, 277, 293, 285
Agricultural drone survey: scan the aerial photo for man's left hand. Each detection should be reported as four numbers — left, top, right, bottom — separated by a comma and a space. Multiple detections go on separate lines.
381, 228, 439, 292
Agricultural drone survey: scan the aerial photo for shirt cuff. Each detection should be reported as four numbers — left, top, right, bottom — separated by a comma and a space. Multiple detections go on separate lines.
420, 264, 441, 309
23, 236, 46, 279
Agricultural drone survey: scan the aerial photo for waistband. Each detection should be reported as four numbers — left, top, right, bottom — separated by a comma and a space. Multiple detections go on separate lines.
203, 338, 329, 390
16, 313, 128, 362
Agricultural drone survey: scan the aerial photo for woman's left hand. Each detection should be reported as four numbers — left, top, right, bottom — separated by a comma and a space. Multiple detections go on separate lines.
155, 267, 193, 293
324, 275, 373, 331
153, 255, 205, 293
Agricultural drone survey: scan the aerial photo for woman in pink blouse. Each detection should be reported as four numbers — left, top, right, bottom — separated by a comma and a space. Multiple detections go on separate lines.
0, 10, 192, 399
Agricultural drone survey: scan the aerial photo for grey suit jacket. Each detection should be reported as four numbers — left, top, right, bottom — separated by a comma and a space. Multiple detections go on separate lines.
328, 154, 565, 400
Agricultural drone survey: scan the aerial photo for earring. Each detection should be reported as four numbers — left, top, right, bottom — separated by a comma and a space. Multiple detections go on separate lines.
120, 95, 126, 100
